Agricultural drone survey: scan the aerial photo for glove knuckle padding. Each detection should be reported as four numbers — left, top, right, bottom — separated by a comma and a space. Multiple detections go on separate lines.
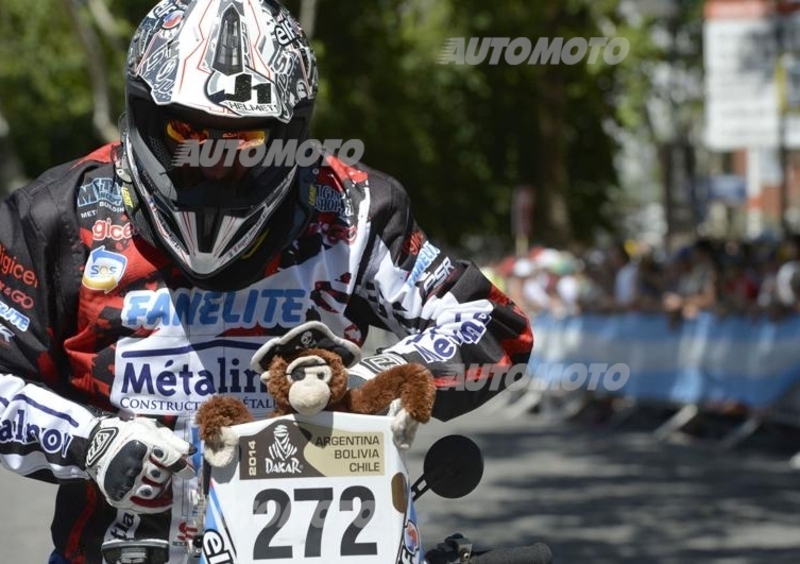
85, 417, 194, 512
103, 440, 148, 501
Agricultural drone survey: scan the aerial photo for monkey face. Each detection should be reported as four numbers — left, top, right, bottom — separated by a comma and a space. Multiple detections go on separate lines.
285, 355, 334, 416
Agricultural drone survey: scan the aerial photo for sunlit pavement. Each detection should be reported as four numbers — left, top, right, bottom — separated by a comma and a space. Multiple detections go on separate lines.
0, 463, 58, 563
409, 397, 800, 564
3, 395, 800, 564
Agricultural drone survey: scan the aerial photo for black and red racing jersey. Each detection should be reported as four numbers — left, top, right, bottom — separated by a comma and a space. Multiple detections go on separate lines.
0, 143, 533, 563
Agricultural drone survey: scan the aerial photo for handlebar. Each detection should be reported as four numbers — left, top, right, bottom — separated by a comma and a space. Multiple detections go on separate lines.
425, 534, 553, 564
470, 544, 553, 564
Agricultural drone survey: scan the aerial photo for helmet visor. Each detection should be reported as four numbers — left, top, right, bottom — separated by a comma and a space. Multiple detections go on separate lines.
128, 100, 292, 211
165, 118, 268, 150
163, 116, 274, 201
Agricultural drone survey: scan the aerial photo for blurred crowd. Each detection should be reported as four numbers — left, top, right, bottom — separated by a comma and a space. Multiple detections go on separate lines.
480, 235, 800, 321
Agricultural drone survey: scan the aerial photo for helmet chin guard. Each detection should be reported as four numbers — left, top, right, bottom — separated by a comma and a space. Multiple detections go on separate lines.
121, 0, 318, 280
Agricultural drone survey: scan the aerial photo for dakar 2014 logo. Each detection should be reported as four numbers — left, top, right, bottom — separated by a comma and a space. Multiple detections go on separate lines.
265, 424, 302, 474
241, 422, 323, 480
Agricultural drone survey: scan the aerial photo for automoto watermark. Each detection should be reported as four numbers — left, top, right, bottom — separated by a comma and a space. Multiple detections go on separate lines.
171, 138, 365, 168
438, 37, 630, 66
445, 362, 630, 393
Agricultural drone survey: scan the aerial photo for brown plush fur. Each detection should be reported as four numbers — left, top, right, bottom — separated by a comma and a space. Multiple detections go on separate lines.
196, 349, 437, 448
266, 348, 436, 422
195, 395, 255, 443
342, 363, 436, 422
265, 348, 350, 415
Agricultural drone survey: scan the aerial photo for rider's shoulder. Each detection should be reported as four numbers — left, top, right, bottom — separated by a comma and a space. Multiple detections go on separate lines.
314, 155, 411, 214
11, 143, 119, 204
316, 155, 407, 192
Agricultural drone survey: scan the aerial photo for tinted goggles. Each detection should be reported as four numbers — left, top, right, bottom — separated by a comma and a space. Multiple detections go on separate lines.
165, 119, 268, 150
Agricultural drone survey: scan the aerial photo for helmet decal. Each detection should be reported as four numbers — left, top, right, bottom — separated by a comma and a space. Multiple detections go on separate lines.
211, 7, 243, 76
205, 5, 278, 116
128, 0, 317, 120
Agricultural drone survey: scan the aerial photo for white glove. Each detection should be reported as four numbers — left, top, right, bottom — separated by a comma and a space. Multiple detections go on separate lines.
84, 417, 196, 513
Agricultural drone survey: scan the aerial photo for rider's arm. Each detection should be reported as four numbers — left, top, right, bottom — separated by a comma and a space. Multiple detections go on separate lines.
0, 164, 99, 482
351, 170, 533, 421
0, 374, 98, 481
0, 164, 195, 511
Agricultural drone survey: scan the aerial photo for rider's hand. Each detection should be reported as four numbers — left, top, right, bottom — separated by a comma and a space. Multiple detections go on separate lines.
84, 416, 196, 513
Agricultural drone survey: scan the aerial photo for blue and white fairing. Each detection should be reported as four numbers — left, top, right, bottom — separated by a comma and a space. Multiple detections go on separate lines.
197, 412, 423, 564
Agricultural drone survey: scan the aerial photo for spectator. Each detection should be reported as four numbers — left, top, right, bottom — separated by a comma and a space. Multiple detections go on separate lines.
774, 234, 800, 311
607, 242, 639, 308
718, 245, 759, 315
575, 255, 614, 313
633, 251, 665, 312
490, 234, 800, 321
663, 239, 717, 319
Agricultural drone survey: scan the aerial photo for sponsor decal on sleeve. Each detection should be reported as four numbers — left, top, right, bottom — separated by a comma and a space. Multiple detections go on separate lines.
0, 298, 30, 332
401, 230, 425, 259
309, 184, 343, 213
82, 246, 128, 293
415, 256, 456, 295
104, 510, 141, 542
92, 219, 134, 241
0, 325, 14, 343
0, 242, 39, 289
0, 408, 74, 458
355, 352, 407, 375
405, 311, 492, 363
405, 242, 440, 288
77, 178, 124, 211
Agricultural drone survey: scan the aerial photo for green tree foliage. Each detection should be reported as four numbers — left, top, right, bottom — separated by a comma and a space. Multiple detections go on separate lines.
1, 0, 98, 174
285, 0, 630, 248
0, 0, 660, 251
0, 0, 155, 178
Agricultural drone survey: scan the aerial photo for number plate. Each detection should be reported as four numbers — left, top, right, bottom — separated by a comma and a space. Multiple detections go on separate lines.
201, 412, 411, 564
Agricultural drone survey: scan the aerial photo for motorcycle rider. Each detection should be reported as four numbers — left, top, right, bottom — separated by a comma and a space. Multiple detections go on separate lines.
0, 1, 533, 562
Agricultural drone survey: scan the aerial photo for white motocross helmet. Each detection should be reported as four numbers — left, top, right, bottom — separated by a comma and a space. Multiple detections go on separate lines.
121, 0, 318, 280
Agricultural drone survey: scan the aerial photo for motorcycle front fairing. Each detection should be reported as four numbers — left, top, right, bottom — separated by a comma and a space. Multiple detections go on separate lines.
198, 412, 424, 564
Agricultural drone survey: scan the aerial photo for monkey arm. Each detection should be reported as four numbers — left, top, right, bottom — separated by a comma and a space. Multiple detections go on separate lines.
343, 364, 435, 422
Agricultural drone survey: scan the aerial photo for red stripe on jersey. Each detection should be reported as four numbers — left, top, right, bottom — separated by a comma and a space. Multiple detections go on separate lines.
71, 144, 118, 168
65, 483, 98, 563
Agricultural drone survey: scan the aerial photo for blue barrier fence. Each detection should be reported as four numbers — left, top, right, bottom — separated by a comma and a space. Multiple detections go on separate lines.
529, 312, 800, 410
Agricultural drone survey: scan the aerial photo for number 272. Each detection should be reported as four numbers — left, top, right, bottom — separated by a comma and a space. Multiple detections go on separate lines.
253, 486, 377, 559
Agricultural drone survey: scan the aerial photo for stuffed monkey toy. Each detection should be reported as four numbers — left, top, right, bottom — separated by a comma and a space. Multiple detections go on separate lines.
195, 322, 436, 467
263, 347, 435, 420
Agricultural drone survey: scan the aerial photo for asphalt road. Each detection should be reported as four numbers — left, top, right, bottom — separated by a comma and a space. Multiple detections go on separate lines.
3, 396, 800, 563
409, 401, 800, 564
